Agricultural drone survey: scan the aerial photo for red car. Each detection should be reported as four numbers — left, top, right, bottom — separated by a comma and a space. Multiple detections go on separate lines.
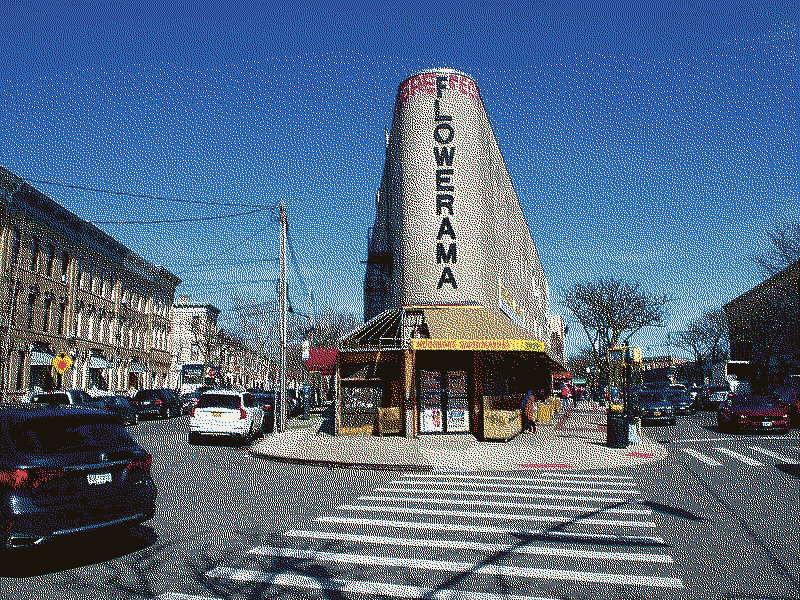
717, 394, 791, 434
777, 376, 800, 428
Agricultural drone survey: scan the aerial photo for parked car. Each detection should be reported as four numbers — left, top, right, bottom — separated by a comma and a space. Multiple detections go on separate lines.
670, 390, 697, 415
188, 390, 265, 444
700, 386, 729, 410
90, 396, 138, 426
131, 389, 180, 419
248, 390, 275, 434
717, 394, 790, 433
629, 390, 676, 425
0, 404, 156, 550
777, 375, 800, 428
31, 389, 93, 407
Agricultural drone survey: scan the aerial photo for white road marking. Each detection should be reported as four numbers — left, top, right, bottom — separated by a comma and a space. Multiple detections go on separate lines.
713, 447, 764, 466
338, 504, 656, 527
240, 548, 684, 588
681, 448, 723, 466
400, 473, 636, 484
747, 446, 799, 464
389, 480, 641, 495
376, 486, 631, 503
284, 529, 674, 563
540, 472, 636, 480
317, 515, 667, 543
357, 495, 653, 514
158, 595, 217, 600
673, 436, 788, 443
206, 568, 560, 600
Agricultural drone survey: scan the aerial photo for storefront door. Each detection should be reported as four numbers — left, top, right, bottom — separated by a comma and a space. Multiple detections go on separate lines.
419, 369, 470, 433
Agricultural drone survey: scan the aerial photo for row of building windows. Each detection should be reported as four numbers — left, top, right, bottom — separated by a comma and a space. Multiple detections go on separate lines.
8, 229, 172, 320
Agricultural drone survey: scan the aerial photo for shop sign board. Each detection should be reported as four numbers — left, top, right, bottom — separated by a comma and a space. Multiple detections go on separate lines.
412, 338, 545, 352
447, 408, 469, 431
421, 407, 443, 432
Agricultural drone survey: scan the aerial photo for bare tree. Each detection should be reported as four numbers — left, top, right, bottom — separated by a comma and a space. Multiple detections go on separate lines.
672, 309, 729, 385
561, 278, 673, 385
750, 219, 800, 278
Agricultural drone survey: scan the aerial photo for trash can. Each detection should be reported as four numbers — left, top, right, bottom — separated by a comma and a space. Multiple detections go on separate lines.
606, 412, 629, 448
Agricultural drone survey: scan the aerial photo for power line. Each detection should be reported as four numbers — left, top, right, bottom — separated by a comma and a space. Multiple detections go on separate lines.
26, 178, 275, 209
176, 257, 280, 276
91, 207, 266, 225
286, 221, 310, 299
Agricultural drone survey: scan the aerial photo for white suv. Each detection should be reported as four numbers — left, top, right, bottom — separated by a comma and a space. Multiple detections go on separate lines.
189, 390, 264, 444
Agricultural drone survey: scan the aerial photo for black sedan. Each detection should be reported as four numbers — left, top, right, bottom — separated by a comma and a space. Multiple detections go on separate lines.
629, 391, 676, 425
0, 404, 156, 550
670, 391, 697, 415
89, 395, 138, 426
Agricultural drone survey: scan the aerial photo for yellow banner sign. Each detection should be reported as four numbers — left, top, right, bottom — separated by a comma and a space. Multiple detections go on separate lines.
411, 339, 546, 352
52, 352, 73, 375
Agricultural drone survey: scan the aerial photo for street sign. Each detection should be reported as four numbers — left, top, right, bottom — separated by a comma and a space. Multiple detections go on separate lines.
52, 352, 73, 375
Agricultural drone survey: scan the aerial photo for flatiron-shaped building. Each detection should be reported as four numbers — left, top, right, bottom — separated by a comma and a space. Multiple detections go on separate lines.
338, 70, 565, 439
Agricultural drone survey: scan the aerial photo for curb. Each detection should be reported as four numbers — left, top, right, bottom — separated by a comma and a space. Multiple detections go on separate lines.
248, 448, 434, 472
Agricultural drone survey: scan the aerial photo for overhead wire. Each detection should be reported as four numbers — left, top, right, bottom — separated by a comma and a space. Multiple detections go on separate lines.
91, 208, 266, 224
25, 178, 276, 209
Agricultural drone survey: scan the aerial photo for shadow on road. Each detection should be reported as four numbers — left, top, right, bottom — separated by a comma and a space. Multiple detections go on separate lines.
638, 499, 704, 521
775, 463, 800, 479
0, 525, 159, 578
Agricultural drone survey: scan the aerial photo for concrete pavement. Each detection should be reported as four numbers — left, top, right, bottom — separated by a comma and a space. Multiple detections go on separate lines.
249, 404, 669, 471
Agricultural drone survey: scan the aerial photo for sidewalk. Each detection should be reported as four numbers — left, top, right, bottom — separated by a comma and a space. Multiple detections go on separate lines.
248, 404, 669, 472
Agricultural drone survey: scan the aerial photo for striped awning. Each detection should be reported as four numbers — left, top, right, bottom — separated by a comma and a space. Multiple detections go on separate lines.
88, 356, 112, 369
30, 351, 55, 366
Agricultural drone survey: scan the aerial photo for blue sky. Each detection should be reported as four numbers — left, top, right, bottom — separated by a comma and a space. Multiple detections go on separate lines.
1, 2, 796, 357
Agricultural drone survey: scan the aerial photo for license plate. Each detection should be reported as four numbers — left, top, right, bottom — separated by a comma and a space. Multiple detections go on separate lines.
653, 410, 661, 416
212, 412, 221, 417
87, 472, 112, 485
762, 421, 772, 427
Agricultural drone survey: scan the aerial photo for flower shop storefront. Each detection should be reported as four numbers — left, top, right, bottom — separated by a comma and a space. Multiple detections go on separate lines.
335, 305, 563, 440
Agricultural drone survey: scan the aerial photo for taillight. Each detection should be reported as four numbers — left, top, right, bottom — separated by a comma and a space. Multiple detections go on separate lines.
0, 467, 64, 490
127, 453, 153, 473
239, 407, 247, 420
189, 403, 195, 417
153, 397, 162, 404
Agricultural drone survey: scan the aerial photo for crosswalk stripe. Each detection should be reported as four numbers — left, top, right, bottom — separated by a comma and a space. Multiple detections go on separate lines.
541, 472, 635, 480
317, 516, 667, 544
389, 480, 641, 495
206, 568, 560, 600
747, 446, 799, 464
241, 548, 684, 588
713, 447, 764, 466
400, 473, 637, 485
357, 495, 653, 514
681, 448, 723, 466
284, 529, 675, 563
338, 504, 656, 527
158, 594, 217, 600
376, 486, 631, 503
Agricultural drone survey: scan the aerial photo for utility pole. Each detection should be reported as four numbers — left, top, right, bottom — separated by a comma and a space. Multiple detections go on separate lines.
279, 203, 288, 433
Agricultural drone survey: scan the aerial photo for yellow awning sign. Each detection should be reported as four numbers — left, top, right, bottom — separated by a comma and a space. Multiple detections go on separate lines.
52, 352, 73, 375
411, 338, 546, 352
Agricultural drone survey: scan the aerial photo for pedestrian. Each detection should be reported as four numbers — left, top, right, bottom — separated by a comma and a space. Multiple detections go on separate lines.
524, 389, 537, 433
561, 383, 572, 408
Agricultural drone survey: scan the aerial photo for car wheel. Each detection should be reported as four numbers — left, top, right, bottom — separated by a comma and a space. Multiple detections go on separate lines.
669, 418, 676, 425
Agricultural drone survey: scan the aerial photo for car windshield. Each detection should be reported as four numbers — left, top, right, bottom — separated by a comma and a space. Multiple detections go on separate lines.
135, 391, 159, 400
196, 394, 240, 409
732, 397, 782, 408
634, 393, 670, 405
33, 393, 70, 404
11, 415, 134, 453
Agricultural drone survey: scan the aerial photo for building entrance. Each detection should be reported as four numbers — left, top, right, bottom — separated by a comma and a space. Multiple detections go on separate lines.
418, 369, 470, 433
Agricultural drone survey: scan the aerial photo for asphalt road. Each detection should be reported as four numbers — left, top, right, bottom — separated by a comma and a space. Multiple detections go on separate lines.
0, 410, 797, 600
